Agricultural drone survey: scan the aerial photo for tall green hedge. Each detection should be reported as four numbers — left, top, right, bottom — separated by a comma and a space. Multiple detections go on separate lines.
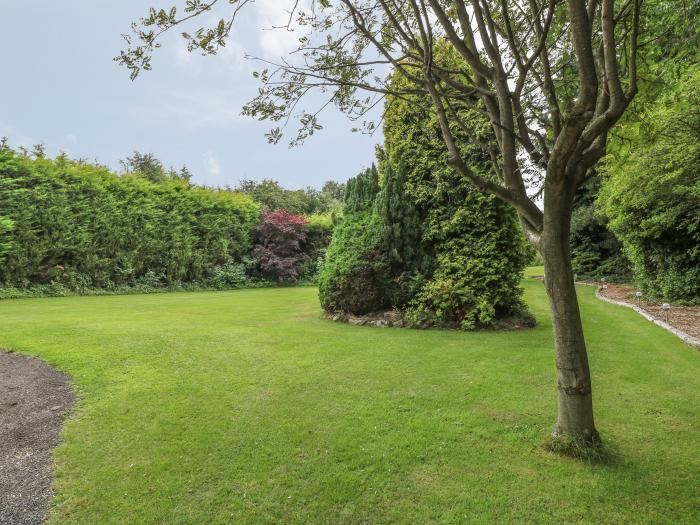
0, 151, 259, 288
570, 177, 631, 282
599, 66, 700, 304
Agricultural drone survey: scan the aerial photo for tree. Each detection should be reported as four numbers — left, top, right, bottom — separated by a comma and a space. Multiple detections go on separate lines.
119, 0, 645, 445
120, 151, 167, 182
321, 180, 345, 201
236, 178, 333, 215
253, 210, 311, 283
121, 151, 192, 183
570, 176, 630, 282
598, 65, 700, 304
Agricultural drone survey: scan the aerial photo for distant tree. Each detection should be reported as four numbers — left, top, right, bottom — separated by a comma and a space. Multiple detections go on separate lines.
121, 151, 193, 184
237, 178, 332, 215
121, 151, 167, 182
167, 165, 193, 183
31, 143, 47, 159
321, 181, 345, 201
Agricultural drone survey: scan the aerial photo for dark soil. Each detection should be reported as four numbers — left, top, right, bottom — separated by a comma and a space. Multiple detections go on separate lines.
0, 350, 75, 525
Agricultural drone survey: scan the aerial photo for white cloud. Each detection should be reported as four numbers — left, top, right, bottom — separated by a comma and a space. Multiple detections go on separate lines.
139, 89, 247, 130
253, 0, 306, 57
204, 151, 221, 177
173, 42, 194, 66
62, 133, 78, 145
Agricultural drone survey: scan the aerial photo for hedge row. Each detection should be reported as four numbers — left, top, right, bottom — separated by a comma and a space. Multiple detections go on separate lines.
0, 151, 332, 294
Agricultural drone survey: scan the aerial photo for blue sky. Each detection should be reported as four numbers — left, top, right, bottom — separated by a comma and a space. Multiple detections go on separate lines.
0, 1, 382, 189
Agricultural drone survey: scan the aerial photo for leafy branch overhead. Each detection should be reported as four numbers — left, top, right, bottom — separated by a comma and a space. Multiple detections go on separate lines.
118, 1, 642, 241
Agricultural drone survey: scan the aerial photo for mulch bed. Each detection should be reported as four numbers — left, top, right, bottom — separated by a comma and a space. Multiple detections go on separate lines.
0, 351, 75, 525
597, 283, 700, 340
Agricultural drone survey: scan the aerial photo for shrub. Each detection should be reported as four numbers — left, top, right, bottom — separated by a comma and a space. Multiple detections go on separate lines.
0, 151, 260, 288
570, 178, 631, 282
380, 61, 531, 329
253, 210, 310, 283
210, 259, 250, 289
318, 211, 391, 314
599, 66, 700, 303
405, 197, 530, 330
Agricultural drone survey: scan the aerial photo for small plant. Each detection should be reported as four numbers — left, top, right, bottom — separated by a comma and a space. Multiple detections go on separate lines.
210, 260, 249, 289
135, 270, 165, 289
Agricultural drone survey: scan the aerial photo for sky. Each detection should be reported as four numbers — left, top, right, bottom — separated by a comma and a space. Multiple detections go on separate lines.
0, 1, 383, 189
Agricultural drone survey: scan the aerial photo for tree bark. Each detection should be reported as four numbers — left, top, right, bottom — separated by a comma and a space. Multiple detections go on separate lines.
541, 183, 599, 443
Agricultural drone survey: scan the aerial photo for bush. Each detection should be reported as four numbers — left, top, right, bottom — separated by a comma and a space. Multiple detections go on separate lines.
378, 61, 531, 329
253, 210, 310, 283
599, 66, 700, 303
210, 259, 251, 289
0, 151, 260, 289
405, 196, 530, 330
318, 212, 392, 314
570, 178, 631, 282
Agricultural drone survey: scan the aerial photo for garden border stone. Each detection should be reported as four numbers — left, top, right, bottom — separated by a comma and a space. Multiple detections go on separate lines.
594, 287, 700, 350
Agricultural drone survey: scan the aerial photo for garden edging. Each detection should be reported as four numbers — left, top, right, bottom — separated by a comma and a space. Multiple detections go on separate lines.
595, 287, 700, 350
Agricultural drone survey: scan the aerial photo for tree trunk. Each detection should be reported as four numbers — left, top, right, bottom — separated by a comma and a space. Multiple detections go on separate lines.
541, 189, 599, 443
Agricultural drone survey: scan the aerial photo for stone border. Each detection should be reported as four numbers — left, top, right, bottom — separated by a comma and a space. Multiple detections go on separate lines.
594, 287, 700, 350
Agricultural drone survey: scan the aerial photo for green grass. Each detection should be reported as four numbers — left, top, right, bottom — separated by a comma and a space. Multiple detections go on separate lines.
0, 268, 698, 524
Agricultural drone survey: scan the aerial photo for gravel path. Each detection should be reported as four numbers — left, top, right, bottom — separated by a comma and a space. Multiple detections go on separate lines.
0, 351, 75, 525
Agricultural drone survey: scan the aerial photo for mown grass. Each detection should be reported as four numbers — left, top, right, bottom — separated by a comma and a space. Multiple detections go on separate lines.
0, 268, 698, 524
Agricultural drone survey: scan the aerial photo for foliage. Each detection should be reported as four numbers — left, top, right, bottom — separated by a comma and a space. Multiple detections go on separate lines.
253, 210, 310, 283
120, 150, 192, 183
599, 66, 700, 304
568, 0, 699, 286
318, 211, 391, 314
237, 178, 343, 216
570, 178, 631, 282
343, 165, 380, 214
374, 162, 426, 271
302, 213, 335, 281
210, 257, 257, 289
382, 68, 530, 329
320, 167, 396, 313
0, 216, 13, 260
0, 150, 259, 289
404, 207, 531, 330
372, 161, 430, 306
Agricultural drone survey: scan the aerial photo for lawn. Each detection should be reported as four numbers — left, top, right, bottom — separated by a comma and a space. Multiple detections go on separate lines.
0, 269, 698, 524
